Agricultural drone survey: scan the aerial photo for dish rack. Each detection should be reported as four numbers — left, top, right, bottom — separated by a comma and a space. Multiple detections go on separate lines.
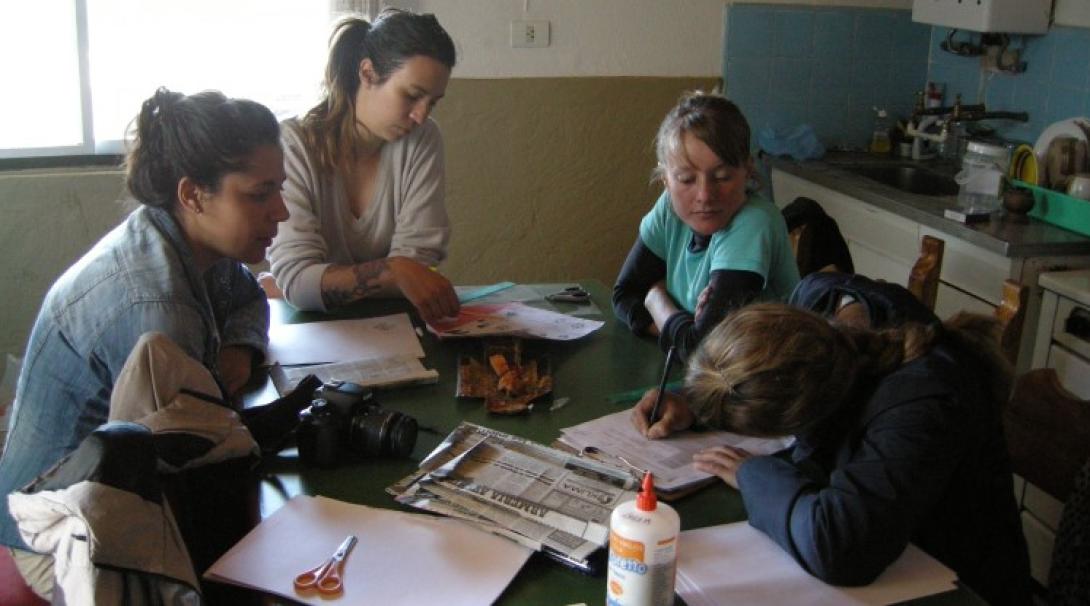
1011, 179, 1090, 237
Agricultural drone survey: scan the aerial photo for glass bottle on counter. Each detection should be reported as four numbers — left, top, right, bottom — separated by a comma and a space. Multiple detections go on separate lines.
869, 108, 892, 154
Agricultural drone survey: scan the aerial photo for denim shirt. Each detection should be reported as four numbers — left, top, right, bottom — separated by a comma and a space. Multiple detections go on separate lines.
0, 205, 269, 549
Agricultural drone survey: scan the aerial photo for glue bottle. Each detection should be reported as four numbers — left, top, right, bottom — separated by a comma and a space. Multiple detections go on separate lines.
606, 472, 680, 606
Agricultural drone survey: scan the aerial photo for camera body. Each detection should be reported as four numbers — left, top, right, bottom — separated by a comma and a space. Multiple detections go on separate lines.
296, 380, 418, 468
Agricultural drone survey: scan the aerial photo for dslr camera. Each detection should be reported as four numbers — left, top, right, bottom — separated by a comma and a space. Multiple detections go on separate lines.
296, 380, 418, 468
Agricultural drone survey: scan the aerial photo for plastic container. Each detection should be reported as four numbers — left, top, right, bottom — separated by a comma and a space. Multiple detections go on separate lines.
939, 121, 966, 162
869, 108, 892, 154
954, 141, 1010, 212
606, 473, 680, 606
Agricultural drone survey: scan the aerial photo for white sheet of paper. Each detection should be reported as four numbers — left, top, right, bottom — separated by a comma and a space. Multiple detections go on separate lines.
559, 410, 791, 492
427, 302, 603, 340
267, 313, 424, 365
675, 522, 958, 606
274, 355, 439, 395
205, 495, 533, 606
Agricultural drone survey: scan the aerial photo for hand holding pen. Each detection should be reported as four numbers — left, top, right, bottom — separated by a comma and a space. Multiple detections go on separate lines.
648, 346, 676, 424
631, 347, 695, 439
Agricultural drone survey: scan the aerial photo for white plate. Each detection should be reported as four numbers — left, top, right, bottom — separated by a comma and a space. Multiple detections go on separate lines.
1034, 116, 1090, 164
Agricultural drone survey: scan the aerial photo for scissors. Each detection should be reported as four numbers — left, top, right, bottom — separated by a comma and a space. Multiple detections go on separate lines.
293, 535, 357, 595
546, 286, 590, 304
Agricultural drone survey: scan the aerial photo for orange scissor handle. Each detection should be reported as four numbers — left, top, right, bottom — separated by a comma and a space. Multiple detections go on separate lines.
294, 535, 356, 595
293, 559, 343, 594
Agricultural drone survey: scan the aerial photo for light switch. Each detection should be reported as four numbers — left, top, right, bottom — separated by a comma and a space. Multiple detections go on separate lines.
511, 20, 550, 48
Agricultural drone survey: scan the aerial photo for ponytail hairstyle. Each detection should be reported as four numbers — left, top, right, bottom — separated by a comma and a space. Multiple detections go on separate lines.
125, 87, 279, 208
301, 9, 456, 174
684, 303, 945, 437
652, 91, 754, 186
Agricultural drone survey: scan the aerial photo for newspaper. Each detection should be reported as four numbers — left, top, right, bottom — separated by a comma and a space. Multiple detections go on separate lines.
390, 422, 639, 573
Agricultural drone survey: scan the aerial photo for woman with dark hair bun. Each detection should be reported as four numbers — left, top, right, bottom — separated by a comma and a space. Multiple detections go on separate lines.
268, 9, 461, 322
629, 298, 1031, 605
0, 87, 288, 594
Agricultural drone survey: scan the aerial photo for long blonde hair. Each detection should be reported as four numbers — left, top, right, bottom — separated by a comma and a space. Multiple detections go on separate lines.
684, 304, 1009, 437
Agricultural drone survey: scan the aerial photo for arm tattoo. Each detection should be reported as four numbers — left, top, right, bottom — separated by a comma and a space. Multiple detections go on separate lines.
322, 259, 388, 308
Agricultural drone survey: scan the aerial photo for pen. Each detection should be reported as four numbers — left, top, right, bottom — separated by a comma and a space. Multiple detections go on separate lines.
647, 346, 676, 426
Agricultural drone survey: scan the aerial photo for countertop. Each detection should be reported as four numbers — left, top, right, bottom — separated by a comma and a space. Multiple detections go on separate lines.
1039, 269, 1090, 306
769, 152, 1090, 259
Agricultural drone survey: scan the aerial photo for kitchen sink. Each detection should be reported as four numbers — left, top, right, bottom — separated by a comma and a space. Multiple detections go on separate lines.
843, 164, 960, 196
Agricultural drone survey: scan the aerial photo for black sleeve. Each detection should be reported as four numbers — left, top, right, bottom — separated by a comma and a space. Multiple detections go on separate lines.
612, 238, 666, 335
660, 269, 763, 360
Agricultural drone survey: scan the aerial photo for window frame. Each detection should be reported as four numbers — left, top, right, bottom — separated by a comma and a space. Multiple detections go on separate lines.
2, 0, 358, 167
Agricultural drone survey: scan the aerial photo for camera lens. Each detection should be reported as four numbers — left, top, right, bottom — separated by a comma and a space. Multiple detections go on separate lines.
347, 407, 418, 458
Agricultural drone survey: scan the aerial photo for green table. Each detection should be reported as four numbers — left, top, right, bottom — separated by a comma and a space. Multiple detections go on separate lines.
250, 281, 977, 605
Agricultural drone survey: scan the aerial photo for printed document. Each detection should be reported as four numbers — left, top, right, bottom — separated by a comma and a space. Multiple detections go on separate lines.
391, 422, 638, 573
271, 355, 438, 395
558, 410, 793, 494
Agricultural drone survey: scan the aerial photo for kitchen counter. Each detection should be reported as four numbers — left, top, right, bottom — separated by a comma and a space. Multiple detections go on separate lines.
769, 152, 1090, 259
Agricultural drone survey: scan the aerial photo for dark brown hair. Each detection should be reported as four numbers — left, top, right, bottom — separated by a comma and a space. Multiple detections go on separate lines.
301, 9, 456, 174
125, 87, 279, 208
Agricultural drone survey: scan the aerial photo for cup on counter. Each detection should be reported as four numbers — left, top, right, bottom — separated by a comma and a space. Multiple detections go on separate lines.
1067, 173, 1090, 201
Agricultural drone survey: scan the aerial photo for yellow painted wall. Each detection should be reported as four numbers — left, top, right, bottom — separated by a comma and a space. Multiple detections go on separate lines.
435, 76, 717, 286
0, 76, 716, 360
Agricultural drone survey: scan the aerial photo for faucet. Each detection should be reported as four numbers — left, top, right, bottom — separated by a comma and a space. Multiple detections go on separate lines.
906, 115, 945, 160
903, 92, 1029, 161
905, 94, 964, 160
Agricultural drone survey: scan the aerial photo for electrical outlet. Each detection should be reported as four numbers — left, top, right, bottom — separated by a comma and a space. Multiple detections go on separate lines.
511, 20, 549, 48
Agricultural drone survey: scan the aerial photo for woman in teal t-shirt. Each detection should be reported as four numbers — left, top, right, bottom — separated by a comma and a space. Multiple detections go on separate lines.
612, 92, 799, 360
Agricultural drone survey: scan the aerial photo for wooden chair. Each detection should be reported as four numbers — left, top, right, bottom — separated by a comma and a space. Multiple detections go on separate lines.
906, 235, 944, 311
1005, 369, 1090, 502
789, 224, 813, 276
996, 279, 1029, 366
1004, 368, 1090, 598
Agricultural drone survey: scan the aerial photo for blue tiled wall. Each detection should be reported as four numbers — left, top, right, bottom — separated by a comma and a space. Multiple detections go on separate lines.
928, 26, 1090, 144
724, 4, 931, 150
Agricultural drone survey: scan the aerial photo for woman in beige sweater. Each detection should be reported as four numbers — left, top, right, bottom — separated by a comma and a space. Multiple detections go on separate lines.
268, 9, 460, 323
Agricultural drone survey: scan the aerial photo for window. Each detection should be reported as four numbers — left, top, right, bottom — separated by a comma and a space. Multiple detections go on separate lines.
0, 0, 337, 159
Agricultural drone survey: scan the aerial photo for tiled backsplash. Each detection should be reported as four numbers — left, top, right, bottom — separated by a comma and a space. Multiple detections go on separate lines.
724, 4, 931, 150
930, 25, 1090, 145
725, 3, 1090, 151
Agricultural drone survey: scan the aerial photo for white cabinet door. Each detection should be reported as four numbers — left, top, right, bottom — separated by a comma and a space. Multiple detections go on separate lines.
935, 282, 996, 319
1047, 344, 1090, 400
919, 226, 1011, 306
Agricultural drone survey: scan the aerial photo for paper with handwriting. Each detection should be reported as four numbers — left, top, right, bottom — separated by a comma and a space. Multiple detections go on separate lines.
559, 410, 792, 493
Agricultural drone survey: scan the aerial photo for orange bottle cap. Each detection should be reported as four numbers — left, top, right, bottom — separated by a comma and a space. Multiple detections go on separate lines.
636, 472, 657, 511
